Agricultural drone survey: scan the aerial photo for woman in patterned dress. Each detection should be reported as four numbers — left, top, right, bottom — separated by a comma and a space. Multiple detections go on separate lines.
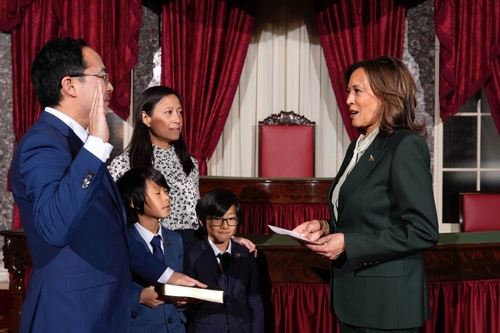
109, 86, 255, 251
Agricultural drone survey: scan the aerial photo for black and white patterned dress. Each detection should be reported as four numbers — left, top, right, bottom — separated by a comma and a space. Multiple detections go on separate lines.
109, 144, 200, 230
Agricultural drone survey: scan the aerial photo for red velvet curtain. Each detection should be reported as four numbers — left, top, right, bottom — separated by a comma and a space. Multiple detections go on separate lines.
161, 0, 258, 174
435, 0, 500, 133
269, 283, 338, 333
312, 0, 407, 141
424, 280, 500, 333
485, 61, 500, 132
10, 0, 59, 229
53, 0, 143, 120
11, 0, 57, 145
10, 0, 143, 229
238, 204, 330, 234
267, 280, 500, 333
11, 0, 141, 142
0, 0, 34, 31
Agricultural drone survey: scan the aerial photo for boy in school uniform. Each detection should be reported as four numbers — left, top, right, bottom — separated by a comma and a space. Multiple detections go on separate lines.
184, 189, 264, 333
116, 166, 189, 333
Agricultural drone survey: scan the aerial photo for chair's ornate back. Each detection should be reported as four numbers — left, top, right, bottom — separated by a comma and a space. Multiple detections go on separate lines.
258, 111, 315, 178
260, 110, 315, 125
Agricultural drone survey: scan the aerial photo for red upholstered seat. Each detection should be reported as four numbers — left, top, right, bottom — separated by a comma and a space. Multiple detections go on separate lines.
258, 111, 315, 178
459, 192, 500, 232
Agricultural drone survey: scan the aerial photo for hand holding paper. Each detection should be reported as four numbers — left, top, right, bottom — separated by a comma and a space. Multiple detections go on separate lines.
268, 225, 320, 244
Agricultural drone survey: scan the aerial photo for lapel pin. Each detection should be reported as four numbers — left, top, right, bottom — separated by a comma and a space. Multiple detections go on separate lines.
369, 155, 374, 162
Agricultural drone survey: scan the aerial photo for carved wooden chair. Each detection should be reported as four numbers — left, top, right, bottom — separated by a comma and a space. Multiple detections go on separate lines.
258, 111, 315, 178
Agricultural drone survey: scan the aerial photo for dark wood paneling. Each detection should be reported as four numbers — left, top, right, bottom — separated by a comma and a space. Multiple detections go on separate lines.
255, 242, 500, 284
422, 242, 500, 281
199, 176, 334, 204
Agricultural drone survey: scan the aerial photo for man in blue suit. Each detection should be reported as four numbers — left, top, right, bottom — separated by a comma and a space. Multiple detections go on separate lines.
9, 38, 204, 333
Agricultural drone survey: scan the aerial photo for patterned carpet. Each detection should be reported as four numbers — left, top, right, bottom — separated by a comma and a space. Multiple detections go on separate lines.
0, 289, 12, 332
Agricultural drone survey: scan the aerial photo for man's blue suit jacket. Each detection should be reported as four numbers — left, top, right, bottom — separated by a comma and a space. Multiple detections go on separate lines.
128, 225, 187, 333
10, 111, 167, 333
184, 237, 264, 333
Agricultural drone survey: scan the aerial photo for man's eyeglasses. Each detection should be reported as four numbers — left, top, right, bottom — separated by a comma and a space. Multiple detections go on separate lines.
70, 73, 109, 85
209, 217, 239, 226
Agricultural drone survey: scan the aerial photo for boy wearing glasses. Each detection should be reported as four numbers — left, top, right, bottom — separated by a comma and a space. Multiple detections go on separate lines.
184, 189, 264, 333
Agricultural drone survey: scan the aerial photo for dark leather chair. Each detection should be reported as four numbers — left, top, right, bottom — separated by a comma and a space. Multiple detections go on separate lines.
459, 191, 500, 232
258, 111, 315, 178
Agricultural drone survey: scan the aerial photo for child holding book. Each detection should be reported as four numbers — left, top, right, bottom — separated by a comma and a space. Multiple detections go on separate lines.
116, 166, 189, 333
184, 189, 264, 333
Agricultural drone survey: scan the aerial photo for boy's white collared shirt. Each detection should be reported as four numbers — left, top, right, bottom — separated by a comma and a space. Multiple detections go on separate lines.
208, 237, 232, 264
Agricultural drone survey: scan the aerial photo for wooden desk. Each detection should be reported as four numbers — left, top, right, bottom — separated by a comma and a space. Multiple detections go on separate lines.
0, 229, 31, 333
251, 232, 500, 333
199, 177, 334, 233
3, 230, 500, 332
201, 177, 500, 282
199, 176, 334, 204
250, 232, 500, 283
4, 176, 500, 332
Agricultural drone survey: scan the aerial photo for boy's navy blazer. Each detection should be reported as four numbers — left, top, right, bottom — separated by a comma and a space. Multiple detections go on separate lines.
127, 225, 187, 332
184, 237, 264, 333
326, 130, 439, 329
10, 111, 167, 332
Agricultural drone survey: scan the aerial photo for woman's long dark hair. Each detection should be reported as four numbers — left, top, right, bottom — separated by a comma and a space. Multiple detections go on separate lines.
128, 86, 194, 175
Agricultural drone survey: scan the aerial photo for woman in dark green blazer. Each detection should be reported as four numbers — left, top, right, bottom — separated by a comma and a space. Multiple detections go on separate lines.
293, 56, 439, 333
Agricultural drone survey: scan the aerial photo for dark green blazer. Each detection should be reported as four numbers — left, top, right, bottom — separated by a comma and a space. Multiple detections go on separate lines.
327, 129, 439, 330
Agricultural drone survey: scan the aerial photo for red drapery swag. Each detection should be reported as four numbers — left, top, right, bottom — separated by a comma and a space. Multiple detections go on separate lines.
11, 0, 141, 143
161, 0, 258, 175
0, 0, 34, 31
54, 0, 143, 121
435, 0, 500, 134
312, 0, 407, 141
9, 0, 143, 229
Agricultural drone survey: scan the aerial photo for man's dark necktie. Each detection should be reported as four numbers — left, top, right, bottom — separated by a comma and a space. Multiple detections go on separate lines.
150, 235, 164, 261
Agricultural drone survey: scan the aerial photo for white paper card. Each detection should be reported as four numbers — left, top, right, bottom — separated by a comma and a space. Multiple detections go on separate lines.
268, 225, 320, 245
